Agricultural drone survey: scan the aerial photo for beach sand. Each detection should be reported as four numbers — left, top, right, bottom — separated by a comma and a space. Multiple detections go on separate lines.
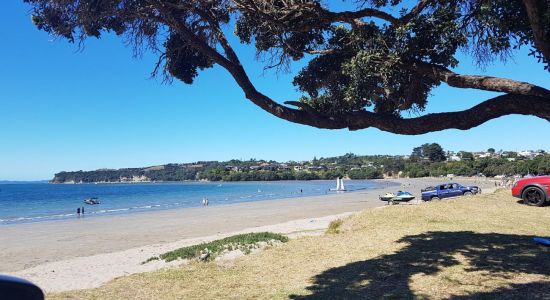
0, 177, 498, 292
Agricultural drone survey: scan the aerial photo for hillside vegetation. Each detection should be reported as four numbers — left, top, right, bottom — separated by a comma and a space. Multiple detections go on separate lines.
51, 150, 550, 183
50, 189, 550, 299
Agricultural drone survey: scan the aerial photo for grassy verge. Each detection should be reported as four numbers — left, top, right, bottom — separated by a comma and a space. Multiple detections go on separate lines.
50, 189, 550, 299
157, 232, 288, 262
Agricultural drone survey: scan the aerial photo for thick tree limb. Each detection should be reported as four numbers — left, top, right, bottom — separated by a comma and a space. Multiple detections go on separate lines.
408, 61, 550, 98
344, 94, 550, 134
522, 0, 550, 63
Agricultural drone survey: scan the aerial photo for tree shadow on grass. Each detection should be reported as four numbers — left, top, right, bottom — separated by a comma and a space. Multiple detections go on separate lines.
290, 231, 550, 299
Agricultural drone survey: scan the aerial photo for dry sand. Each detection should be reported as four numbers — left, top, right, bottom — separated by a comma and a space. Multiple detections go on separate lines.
0, 177, 497, 292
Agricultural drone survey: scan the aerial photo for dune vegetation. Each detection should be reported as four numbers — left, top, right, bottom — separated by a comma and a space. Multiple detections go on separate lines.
157, 232, 288, 263
50, 189, 550, 299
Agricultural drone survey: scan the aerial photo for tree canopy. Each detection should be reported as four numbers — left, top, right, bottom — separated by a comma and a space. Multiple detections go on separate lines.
24, 0, 550, 134
411, 143, 446, 162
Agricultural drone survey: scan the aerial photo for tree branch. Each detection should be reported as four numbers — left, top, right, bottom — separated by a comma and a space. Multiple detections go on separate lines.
522, 0, 550, 64
323, 7, 399, 25
155, 1, 550, 135
407, 61, 550, 98
344, 94, 550, 134
400, 0, 433, 24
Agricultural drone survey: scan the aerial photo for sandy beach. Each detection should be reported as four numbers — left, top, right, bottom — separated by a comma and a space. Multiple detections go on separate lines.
0, 177, 498, 292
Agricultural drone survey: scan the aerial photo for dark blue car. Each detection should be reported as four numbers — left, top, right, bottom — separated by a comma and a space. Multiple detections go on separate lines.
421, 183, 481, 201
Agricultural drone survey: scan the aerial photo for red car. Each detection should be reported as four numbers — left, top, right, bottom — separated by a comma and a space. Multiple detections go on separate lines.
512, 176, 550, 206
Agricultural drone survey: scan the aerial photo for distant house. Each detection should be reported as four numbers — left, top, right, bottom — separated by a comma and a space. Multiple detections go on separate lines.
293, 165, 305, 171
448, 155, 461, 162
476, 152, 492, 159
518, 150, 536, 159
224, 165, 244, 172
278, 164, 290, 170
259, 163, 277, 171
307, 166, 327, 171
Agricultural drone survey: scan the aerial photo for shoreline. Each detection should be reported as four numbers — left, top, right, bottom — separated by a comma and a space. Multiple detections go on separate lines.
1, 178, 499, 292
13, 212, 357, 293
1, 179, 395, 226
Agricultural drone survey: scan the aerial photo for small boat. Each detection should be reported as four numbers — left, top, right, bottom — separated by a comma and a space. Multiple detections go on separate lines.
330, 178, 346, 192
379, 191, 415, 202
84, 197, 100, 205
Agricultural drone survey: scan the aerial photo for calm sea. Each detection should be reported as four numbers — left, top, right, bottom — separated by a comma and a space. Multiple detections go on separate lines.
0, 180, 385, 225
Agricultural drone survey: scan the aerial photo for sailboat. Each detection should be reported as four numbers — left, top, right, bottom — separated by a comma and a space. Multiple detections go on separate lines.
330, 177, 346, 192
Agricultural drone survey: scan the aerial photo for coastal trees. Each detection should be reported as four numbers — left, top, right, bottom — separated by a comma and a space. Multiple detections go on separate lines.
348, 168, 383, 180
411, 143, 446, 162
24, 0, 550, 134
459, 151, 474, 161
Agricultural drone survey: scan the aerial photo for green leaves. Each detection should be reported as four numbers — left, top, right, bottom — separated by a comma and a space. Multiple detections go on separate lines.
164, 33, 214, 84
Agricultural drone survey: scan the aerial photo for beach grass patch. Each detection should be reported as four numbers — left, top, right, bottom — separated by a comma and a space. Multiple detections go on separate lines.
141, 256, 160, 265
157, 232, 288, 262
326, 219, 343, 234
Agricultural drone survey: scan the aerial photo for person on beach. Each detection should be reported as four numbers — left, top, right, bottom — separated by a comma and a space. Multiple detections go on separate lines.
205, 198, 209, 206
81, 206, 84, 214
202, 197, 206, 206
77, 207, 80, 216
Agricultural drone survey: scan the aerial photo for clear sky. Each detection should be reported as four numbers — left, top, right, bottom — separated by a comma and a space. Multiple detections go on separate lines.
1, 2, 549, 180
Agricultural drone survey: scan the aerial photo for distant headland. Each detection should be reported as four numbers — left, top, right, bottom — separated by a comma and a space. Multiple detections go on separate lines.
50, 145, 549, 184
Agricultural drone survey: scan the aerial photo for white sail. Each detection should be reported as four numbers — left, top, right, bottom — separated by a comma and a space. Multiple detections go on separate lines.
335, 178, 345, 191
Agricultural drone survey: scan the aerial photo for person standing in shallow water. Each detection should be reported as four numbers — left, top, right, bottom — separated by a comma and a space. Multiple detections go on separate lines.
77, 207, 80, 216
81, 206, 84, 215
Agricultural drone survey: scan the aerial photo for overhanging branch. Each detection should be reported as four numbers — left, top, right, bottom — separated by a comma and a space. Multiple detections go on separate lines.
407, 61, 550, 98
344, 94, 550, 134
154, 1, 550, 135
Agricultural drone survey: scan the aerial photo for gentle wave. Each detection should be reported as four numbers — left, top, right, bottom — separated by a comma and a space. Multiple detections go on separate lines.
0, 180, 386, 225
0, 203, 178, 224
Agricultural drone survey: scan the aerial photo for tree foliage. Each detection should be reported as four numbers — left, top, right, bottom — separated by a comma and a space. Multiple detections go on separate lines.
24, 0, 550, 134
411, 143, 446, 162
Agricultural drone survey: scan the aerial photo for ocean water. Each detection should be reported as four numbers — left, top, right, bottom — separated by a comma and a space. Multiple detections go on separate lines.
0, 180, 384, 225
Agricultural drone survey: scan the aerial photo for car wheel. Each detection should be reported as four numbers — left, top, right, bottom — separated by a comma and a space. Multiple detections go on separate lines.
431, 196, 440, 201
463, 191, 473, 196
522, 187, 546, 207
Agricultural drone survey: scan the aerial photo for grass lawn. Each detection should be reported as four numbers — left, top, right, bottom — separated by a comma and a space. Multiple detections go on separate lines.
49, 189, 550, 299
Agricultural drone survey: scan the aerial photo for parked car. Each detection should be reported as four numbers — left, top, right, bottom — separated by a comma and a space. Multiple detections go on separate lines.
421, 183, 481, 201
511, 176, 550, 206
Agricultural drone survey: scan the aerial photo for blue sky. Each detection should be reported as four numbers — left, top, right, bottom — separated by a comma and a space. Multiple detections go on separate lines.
1, 2, 549, 180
